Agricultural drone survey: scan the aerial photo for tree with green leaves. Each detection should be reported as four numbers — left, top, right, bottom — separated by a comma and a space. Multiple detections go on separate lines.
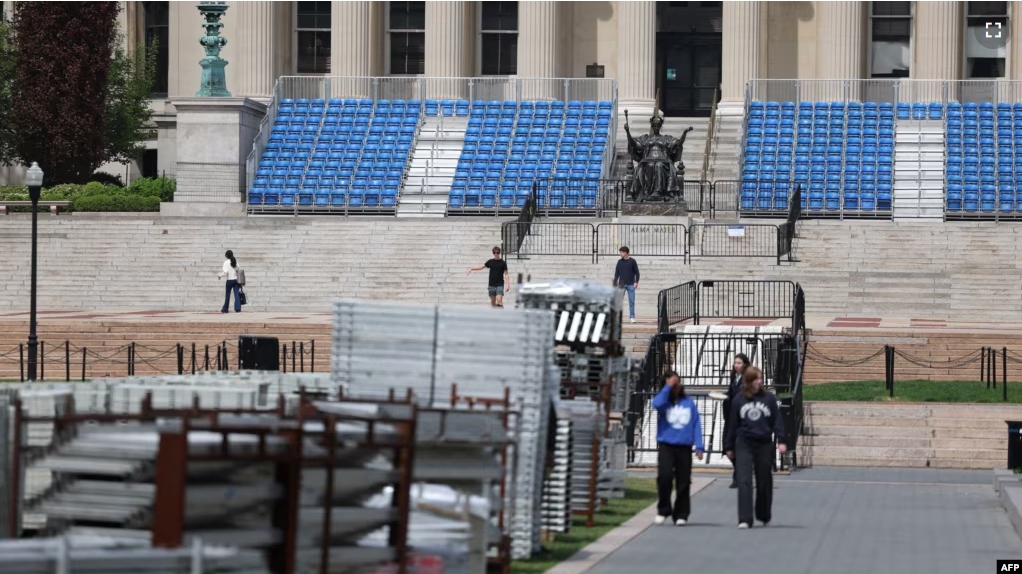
0, 2, 156, 184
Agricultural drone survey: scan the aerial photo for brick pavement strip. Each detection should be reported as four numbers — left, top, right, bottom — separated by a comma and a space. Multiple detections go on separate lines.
580, 468, 1022, 574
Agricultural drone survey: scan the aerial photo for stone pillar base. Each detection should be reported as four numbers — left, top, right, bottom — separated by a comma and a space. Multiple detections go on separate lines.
172, 97, 267, 212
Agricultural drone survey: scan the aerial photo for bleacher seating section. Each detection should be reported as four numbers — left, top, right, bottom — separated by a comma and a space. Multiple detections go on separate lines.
742, 101, 898, 214
945, 102, 1022, 214
249, 97, 614, 213
449, 100, 612, 209
248, 98, 420, 209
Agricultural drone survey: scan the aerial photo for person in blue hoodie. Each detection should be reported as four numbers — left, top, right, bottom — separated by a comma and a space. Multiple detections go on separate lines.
724, 366, 787, 529
722, 353, 750, 489
651, 371, 704, 526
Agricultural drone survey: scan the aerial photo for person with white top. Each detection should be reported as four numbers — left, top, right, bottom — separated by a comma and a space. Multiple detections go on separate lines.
216, 250, 241, 313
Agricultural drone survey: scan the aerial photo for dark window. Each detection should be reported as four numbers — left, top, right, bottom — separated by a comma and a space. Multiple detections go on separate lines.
389, 1, 425, 75
870, 2, 911, 78
872, 1, 911, 16
389, 1, 426, 30
296, 1, 331, 74
390, 32, 425, 75
481, 1, 517, 75
481, 1, 518, 30
481, 34, 517, 75
142, 1, 169, 97
967, 1, 1008, 26
142, 149, 158, 179
968, 57, 1006, 78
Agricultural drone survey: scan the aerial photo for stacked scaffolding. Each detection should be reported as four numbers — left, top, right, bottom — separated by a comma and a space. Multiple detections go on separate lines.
331, 300, 556, 560
540, 409, 572, 535
516, 280, 631, 528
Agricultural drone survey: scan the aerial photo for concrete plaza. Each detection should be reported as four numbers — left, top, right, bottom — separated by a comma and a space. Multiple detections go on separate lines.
583, 467, 1022, 574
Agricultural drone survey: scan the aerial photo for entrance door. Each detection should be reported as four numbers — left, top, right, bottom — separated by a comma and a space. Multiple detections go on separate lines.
658, 35, 721, 117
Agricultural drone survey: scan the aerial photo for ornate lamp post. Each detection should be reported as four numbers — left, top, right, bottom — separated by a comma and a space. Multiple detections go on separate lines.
25, 162, 43, 381
196, 2, 231, 97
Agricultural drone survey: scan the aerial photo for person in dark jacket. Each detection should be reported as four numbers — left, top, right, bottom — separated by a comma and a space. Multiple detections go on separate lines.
724, 366, 787, 529
651, 371, 704, 526
613, 246, 640, 322
721, 353, 750, 489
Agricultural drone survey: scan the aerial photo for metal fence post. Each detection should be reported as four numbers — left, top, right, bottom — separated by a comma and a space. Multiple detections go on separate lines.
311, 340, 315, 373
177, 344, 184, 375
65, 341, 70, 382
19, 343, 23, 382
81, 347, 87, 381
1004, 346, 1008, 401
983, 346, 989, 388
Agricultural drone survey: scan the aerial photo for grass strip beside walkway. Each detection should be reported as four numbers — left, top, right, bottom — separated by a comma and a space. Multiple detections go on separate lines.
510, 476, 657, 574
804, 380, 1021, 403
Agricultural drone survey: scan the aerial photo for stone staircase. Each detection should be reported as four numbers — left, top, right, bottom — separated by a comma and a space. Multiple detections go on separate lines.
5, 217, 1022, 320
397, 116, 467, 217
801, 402, 1014, 469
706, 112, 744, 183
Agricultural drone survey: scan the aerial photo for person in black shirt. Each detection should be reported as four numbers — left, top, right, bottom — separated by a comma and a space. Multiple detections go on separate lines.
612, 246, 640, 322
467, 246, 510, 307
722, 353, 750, 489
724, 366, 787, 529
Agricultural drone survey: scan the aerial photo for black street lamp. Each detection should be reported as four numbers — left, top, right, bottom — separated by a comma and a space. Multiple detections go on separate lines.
25, 162, 43, 381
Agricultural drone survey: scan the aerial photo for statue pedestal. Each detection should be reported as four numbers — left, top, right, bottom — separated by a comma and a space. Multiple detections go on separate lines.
621, 200, 689, 217
165, 97, 266, 216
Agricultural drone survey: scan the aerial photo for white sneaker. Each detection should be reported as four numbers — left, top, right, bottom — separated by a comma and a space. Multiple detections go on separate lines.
654, 515, 667, 525
738, 522, 750, 529
675, 519, 687, 526
629, 317, 636, 323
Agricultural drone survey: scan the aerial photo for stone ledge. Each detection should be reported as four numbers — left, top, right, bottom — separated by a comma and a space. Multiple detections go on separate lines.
999, 474, 1022, 541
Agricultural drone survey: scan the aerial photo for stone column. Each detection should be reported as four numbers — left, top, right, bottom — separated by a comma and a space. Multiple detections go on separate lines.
231, 1, 278, 99
914, 1, 962, 101
814, 1, 865, 101
425, 1, 472, 98
518, 1, 565, 99
721, 1, 761, 112
617, 1, 656, 116
1013, 2, 1022, 81
330, 1, 372, 97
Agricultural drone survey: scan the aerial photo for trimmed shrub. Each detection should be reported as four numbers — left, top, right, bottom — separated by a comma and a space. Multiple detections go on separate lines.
127, 177, 175, 202
72, 193, 159, 212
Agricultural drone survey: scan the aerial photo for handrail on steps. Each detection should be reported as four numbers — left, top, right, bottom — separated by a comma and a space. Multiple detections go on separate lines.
701, 87, 719, 182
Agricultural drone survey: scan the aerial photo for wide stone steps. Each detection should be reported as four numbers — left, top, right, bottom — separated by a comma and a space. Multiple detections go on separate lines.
800, 402, 1016, 470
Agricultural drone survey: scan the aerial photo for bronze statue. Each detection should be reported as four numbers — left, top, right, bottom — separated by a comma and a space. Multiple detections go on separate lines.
624, 108, 693, 202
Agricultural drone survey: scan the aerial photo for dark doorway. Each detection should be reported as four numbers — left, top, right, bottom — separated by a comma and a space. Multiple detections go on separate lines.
656, 2, 722, 117
142, 149, 158, 179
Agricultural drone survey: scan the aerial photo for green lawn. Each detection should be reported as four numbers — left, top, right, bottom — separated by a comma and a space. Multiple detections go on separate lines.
510, 476, 657, 574
804, 380, 1019, 403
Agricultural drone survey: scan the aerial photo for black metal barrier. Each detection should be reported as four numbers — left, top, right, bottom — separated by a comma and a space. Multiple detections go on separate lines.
656, 280, 799, 334
502, 221, 788, 264
628, 330, 804, 469
1, 339, 317, 382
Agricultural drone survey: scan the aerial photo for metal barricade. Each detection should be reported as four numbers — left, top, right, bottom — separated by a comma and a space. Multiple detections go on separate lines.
688, 223, 782, 263
594, 223, 687, 261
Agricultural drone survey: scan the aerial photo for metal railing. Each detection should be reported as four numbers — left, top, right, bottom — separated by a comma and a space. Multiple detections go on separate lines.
746, 79, 1022, 105
503, 221, 789, 265
657, 281, 697, 333
656, 280, 800, 334
688, 223, 784, 263
0, 340, 318, 381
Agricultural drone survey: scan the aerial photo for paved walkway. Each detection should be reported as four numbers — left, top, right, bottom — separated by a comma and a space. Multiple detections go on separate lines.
585, 467, 1022, 574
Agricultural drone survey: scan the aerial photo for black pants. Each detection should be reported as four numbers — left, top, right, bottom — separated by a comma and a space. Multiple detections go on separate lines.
657, 443, 692, 521
722, 409, 736, 482
735, 437, 773, 525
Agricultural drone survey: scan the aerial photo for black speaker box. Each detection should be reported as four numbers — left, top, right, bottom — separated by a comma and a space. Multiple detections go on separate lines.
239, 336, 280, 371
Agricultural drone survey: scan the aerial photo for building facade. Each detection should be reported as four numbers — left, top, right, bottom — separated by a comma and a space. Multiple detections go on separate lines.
1, 1, 1019, 182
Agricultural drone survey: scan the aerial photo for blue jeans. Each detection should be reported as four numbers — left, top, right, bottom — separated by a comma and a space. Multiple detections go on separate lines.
623, 284, 636, 318
222, 279, 241, 313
